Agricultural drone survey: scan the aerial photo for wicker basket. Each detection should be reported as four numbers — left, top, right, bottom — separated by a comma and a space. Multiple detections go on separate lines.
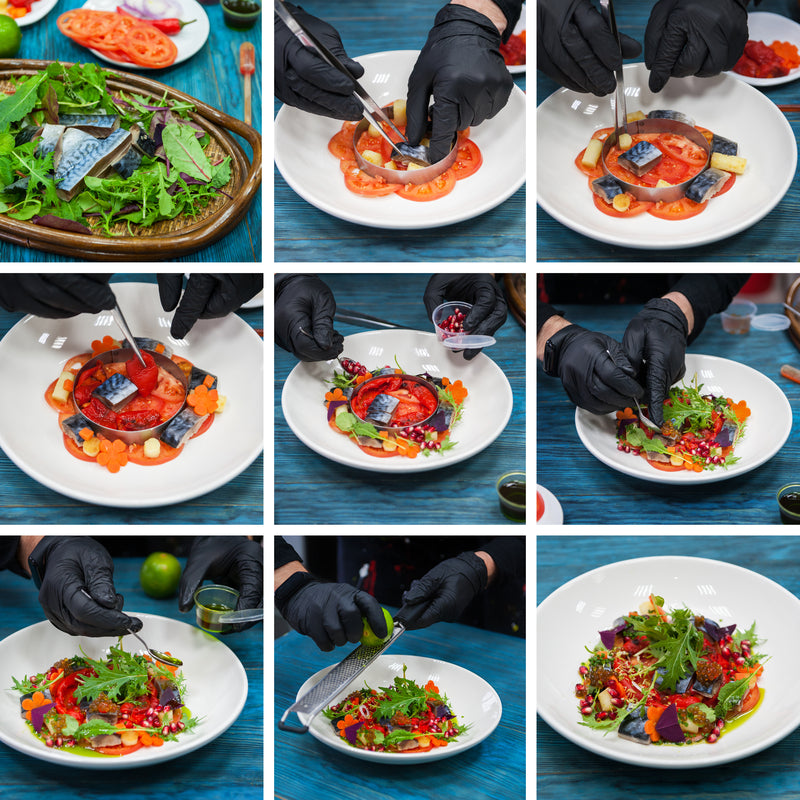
0, 59, 262, 260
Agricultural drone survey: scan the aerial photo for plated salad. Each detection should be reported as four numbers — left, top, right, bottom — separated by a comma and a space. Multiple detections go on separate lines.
12, 642, 196, 757
576, 594, 766, 746
616, 377, 750, 473
323, 666, 467, 753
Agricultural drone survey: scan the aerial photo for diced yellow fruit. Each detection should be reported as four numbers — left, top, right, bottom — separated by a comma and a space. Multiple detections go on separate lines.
612, 193, 632, 212
581, 138, 603, 169
381, 437, 398, 452
361, 149, 383, 166
626, 110, 646, 122
639, 599, 656, 615
120, 730, 138, 746
82, 437, 101, 457
52, 370, 74, 404
670, 454, 683, 466
710, 152, 747, 175
416, 736, 430, 748
393, 99, 407, 127
407, 163, 424, 171
618, 133, 633, 151
215, 395, 226, 413
383, 160, 398, 170
368, 122, 381, 138
143, 438, 161, 459
598, 689, 614, 712
427, 431, 438, 442
656, 179, 673, 188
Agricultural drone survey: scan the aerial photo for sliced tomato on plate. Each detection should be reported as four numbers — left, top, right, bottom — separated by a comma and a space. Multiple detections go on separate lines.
451, 139, 482, 180
398, 169, 456, 202
119, 24, 177, 68
328, 128, 356, 160
575, 149, 605, 180
344, 168, 401, 197
648, 196, 706, 220
592, 194, 654, 217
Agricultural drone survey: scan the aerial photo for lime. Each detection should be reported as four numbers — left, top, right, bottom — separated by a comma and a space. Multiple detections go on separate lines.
360, 607, 393, 647
0, 16, 21, 59
139, 552, 182, 599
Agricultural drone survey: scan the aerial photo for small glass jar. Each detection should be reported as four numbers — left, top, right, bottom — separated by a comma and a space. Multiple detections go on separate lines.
496, 471, 525, 522
194, 584, 240, 633
221, 0, 261, 29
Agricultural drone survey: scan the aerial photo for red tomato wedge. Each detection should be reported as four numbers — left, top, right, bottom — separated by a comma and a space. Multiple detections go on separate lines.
398, 169, 457, 202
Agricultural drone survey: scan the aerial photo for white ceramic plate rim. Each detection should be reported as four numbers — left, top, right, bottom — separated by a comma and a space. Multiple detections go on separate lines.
279, 329, 513, 473
17, 0, 59, 27
0, 281, 263, 507
537, 555, 800, 768
295, 654, 502, 764
274, 50, 526, 230
81, 0, 210, 70
727, 12, 800, 86
535, 483, 563, 524
537, 61, 797, 250
574, 353, 792, 484
0, 613, 248, 768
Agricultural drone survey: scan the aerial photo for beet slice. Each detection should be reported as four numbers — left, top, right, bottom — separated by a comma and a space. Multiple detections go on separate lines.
655, 702, 685, 743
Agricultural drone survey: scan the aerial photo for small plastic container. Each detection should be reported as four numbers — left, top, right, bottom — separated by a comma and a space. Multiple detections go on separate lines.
777, 483, 800, 524
432, 301, 496, 350
496, 471, 525, 522
221, 0, 261, 29
720, 300, 756, 334
194, 584, 240, 633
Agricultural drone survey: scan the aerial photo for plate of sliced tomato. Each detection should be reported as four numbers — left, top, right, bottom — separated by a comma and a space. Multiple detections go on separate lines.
275, 50, 526, 230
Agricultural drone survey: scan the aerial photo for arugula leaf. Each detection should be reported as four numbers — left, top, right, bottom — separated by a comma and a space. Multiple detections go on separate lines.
714, 675, 753, 718
0, 74, 46, 131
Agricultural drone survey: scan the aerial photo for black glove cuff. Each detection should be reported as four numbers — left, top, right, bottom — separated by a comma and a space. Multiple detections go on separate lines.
275, 572, 318, 616
28, 536, 57, 590
459, 551, 489, 593
432, 3, 503, 45
642, 298, 690, 340
542, 324, 583, 377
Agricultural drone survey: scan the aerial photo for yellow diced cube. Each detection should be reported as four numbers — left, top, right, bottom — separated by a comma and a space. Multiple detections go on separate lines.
143, 438, 161, 459
710, 152, 747, 175
361, 149, 383, 166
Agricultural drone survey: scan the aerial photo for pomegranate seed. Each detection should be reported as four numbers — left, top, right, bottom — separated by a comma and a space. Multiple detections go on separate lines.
580, 706, 593, 716
579, 666, 588, 675
178, 722, 185, 731
735, 655, 746, 666
126, 721, 134, 728
56, 737, 63, 747
596, 711, 608, 721
575, 683, 584, 693
607, 687, 618, 698
608, 711, 618, 720
45, 738, 54, 747
612, 697, 624, 708
707, 733, 718, 743
170, 722, 178, 732
722, 646, 731, 657
741, 640, 751, 648
162, 725, 169, 736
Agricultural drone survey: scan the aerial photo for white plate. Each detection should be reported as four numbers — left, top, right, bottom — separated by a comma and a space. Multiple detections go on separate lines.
274, 50, 526, 230
280, 329, 513, 473
537, 555, 800, 768
17, 0, 59, 27
80, 0, 210, 70
536, 483, 563, 524
574, 353, 791, 484
537, 61, 797, 250
0, 281, 263, 507
506, 2, 526, 75
295, 655, 502, 763
728, 12, 800, 87
0, 613, 248, 768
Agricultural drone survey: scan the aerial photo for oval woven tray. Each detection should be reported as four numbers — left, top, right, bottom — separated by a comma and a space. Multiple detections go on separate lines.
0, 59, 261, 260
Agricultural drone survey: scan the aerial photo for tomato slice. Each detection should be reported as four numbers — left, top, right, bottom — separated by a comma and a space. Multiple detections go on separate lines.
328, 128, 356, 160
592, 194, 654, 217
127, 441, 184, 466
451, 139, 482, 181
648, 196, 706, 220
119, 23, 177, 68
654, 133, 707, 169
344, 168, 401, 197
398, 169, 456, 202
95, 743, 144, 756
575, 149, 605, 179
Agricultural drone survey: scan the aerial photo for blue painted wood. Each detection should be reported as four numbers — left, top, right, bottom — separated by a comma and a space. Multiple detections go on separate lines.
0, 1, 261, 262
537, 301, 800, 525
274, 272, 526, 524
274, 0, 526, 262
537, 0, 800, 261
0, 555, 263, 799
0, 274, 263, 523
537, 535, 800, 800
275, 606, 525, 800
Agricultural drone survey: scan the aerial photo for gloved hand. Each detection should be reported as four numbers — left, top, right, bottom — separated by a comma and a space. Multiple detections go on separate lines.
179, 537, 263, 621
543, 324, 644, 415
538, 0, 642, 95
423, 273, 507, 360
645, 0, 748, 93
0, 274, 114, 318
279, 580, 387, 651
406, 4, 513, 163
622, 298, 689, 426
275, 2, 365, 120
275, 274, 343, 361
157, 274, 263, 339
397, 552, 487, 630
29, 537, 141, 637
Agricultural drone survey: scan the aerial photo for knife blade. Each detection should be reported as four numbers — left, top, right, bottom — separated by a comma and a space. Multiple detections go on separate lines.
334, 308, 410, 330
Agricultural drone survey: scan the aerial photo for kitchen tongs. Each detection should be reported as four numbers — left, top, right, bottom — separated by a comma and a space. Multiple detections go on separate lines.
599, 0, 628, 140
275, 0, 430, 166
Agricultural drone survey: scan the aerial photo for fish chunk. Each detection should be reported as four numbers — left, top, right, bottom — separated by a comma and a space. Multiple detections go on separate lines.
618, 141, 663, 177
685, 168, 730, 203
53, 128, 132, 201
92, 373, 139, 412
591, 175, 624, 203
365, 393, 399, 425
35, 124, 66, 158
58, 114, 120, 137
647, 109, 695, 127
189, 365, 218, 390
61, 414, 96, 445
617, 708, 650, 744
711, 133, 738, 156
160, 407, 208, 448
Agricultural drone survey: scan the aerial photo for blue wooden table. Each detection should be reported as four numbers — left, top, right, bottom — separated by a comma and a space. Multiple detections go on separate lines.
1, 0, 261, 262
274, 0, 525, 262
537, 0, 800, 261
274, 607, 525, 800
0, 553, 263, 800
0, 274, 263, 523
274, 272, 526, 524
537, 301, 800, 525
537, 535, 800, 800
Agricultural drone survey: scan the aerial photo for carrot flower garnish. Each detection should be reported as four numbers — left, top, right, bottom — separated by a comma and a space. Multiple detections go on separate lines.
21, 691, 51, 721
425, 679, 440, 695
355, 372, 373, 385
91, 335, 120, 356
325, 387, 346, 403
97, 438, 128, 473
728, 399, 751, 422
644, 705, 665, 742
187, 385, 219, 416
442, 377, 468, 404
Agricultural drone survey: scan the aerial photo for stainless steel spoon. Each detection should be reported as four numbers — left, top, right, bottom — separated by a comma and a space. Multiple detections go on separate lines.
127, 627, 183, 667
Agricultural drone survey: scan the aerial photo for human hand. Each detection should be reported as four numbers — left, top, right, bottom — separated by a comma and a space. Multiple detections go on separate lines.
622, 298, 689, 426
406, 4, 513, 163
0, 274, 114, 318
274, 274, 344, 361
543, 324, 644, 415
537, 0, 642, 94
157, 274, 262, 339
423, 273, 507, 360
275, 2, 365, 120
397, 552, 487, 630
645, 0, 748, 92
29, 537, 141, 637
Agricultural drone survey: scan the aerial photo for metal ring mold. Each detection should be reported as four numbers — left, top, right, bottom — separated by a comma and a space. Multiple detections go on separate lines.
349, 373, 440, 432
600, 118, 711, 203
72, 348, 189, 446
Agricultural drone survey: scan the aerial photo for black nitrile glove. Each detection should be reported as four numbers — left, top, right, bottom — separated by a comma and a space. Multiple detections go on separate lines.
406, 5, 513, 163
398, 552, 487, 630
423, 273, 507, 360
543, 324, 644, 415
645, 0, 748, 93
28, 537, 141, 637
275, 2, 365, 120
622, 298, 690, 427
157, 273, 263, 339
179, 536, 263, 620
275, 274, 344, 362
0, 274, 114, 318
538, 0, 642, 95
278, 579, 387, 652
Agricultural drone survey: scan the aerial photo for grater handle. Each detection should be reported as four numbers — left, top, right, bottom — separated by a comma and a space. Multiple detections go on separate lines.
278, 708, 309, 734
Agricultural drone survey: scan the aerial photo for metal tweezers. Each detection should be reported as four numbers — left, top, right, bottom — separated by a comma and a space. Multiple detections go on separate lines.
599, 0, 628, 140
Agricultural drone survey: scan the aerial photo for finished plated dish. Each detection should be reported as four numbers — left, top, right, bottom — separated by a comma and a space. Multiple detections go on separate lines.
575, 594, 765, 746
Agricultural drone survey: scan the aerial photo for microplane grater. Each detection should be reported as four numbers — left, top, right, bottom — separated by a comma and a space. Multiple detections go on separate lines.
278, 622, 406, 733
